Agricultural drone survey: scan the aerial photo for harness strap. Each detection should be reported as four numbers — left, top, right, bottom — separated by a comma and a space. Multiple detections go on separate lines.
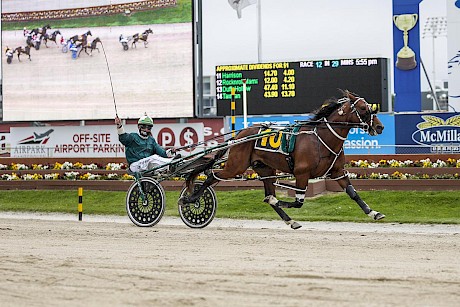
285, 156, 295, 173
296, 127, 343, 179
323, 118, 347, 141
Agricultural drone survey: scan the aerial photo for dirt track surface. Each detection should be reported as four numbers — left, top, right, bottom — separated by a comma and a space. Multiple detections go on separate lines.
1, 214, 459, 307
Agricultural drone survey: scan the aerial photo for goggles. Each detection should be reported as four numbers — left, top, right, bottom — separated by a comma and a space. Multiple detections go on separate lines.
139, 124, 152, 130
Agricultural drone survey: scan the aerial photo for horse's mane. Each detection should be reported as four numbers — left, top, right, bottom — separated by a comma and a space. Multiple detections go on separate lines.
311, 97, 343, 121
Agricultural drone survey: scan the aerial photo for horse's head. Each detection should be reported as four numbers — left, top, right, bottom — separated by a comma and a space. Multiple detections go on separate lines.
86, 30, 92, 36
44, 24, 51, 29
55, 30, 61, 35
146, 28, 153, 34
339, 90, 384, 136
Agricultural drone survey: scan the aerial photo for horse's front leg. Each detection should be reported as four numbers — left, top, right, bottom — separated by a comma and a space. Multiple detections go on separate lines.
272, 174, 309, 209
336, 175, 385, 220
144, 40, 148, 48
255, 164, 302, 230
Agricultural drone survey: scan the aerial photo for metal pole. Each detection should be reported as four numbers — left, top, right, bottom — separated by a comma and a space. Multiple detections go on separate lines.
432, 34, 437, 110
242, 79, 248, 128
231, 87, 236, 137
196, 0, 203, 116
257, 0, 262, 63
421, 58, 442, 110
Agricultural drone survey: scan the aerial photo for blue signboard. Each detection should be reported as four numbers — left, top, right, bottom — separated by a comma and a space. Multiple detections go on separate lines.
228, 114, 395, 155
344, 114, 395, 154
395, 112, 460, 153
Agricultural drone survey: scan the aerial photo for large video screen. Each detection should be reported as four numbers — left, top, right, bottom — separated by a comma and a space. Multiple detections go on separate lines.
1, 0, 194, 121
216, 57, 389, 116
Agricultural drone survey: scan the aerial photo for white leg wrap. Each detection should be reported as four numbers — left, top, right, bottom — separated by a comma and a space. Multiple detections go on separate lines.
264, 195, 279, 206
367, 210, 378, 219
295, 193, 305, 202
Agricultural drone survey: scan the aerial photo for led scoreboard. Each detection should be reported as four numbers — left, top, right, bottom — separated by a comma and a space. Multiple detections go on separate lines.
215, 58, 388, 116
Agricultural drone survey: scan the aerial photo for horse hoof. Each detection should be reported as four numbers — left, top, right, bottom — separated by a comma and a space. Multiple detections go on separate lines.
178, 196, 190, 207
285, 219, 302, 229
368, 210, 385, 220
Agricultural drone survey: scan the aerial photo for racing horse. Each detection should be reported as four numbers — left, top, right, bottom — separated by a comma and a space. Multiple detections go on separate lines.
14, 46, 32, 61
179, 90, 386, 229
43, 30, 61, 47
30, 24, 51, 39
131, 28, 153, 48
78, 37, 102, 56
69, 30, 92, 47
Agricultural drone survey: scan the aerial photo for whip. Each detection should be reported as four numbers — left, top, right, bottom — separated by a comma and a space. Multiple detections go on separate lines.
100, 41, 118, 116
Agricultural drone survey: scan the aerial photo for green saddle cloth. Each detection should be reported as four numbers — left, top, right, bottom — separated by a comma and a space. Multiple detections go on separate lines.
281, 125, 301, 153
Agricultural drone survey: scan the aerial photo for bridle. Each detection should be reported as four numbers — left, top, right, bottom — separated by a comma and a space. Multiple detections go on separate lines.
335, 96, 376, 135
349, 97, 377, 134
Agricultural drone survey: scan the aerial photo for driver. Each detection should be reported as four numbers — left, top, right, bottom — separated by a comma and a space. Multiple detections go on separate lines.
115, 113, 180, 174
5, 47, 13, 57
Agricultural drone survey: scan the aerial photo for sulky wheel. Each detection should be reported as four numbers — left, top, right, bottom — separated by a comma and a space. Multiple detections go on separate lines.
178, 181, 217, 228
126, 177, 165, 227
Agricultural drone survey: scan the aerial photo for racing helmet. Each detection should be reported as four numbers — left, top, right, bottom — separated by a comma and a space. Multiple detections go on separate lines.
137, 113, 153, 137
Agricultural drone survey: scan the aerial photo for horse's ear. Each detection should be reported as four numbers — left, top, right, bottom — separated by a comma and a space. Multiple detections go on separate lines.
337, 88, 348, 97
344, 90, 357, 101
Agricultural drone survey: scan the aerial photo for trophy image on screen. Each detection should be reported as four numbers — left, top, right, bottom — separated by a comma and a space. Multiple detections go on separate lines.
393, 13, 418, 70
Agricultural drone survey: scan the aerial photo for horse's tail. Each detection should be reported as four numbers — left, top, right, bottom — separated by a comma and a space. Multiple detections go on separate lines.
185, 146, 229, 192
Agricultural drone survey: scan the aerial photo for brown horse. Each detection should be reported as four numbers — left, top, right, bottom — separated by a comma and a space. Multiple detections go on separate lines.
132, 28, 153, 48
14, 46, 31, 61
43, 30, 61, 47
179, 90, 385, 229
78, 37, 101, 56
69, 30, 92, 46
30, 24, 51, 39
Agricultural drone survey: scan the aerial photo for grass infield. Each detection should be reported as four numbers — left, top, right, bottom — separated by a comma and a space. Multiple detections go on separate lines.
0, 190, 459, 224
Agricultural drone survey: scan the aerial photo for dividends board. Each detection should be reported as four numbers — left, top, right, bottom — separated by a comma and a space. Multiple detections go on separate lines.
216, 58, 388, 116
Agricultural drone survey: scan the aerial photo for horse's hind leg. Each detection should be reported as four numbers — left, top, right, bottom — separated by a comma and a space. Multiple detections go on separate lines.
336, 176, 385, 220
180, 150, 251, 204
254, 163, 301, 230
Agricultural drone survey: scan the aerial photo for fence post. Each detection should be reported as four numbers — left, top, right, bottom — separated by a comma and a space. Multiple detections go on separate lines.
78, 187, 83, 221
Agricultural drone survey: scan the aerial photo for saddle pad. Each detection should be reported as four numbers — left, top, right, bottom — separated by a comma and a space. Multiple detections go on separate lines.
254, 128, 288, 155
281, 125, 301, 153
